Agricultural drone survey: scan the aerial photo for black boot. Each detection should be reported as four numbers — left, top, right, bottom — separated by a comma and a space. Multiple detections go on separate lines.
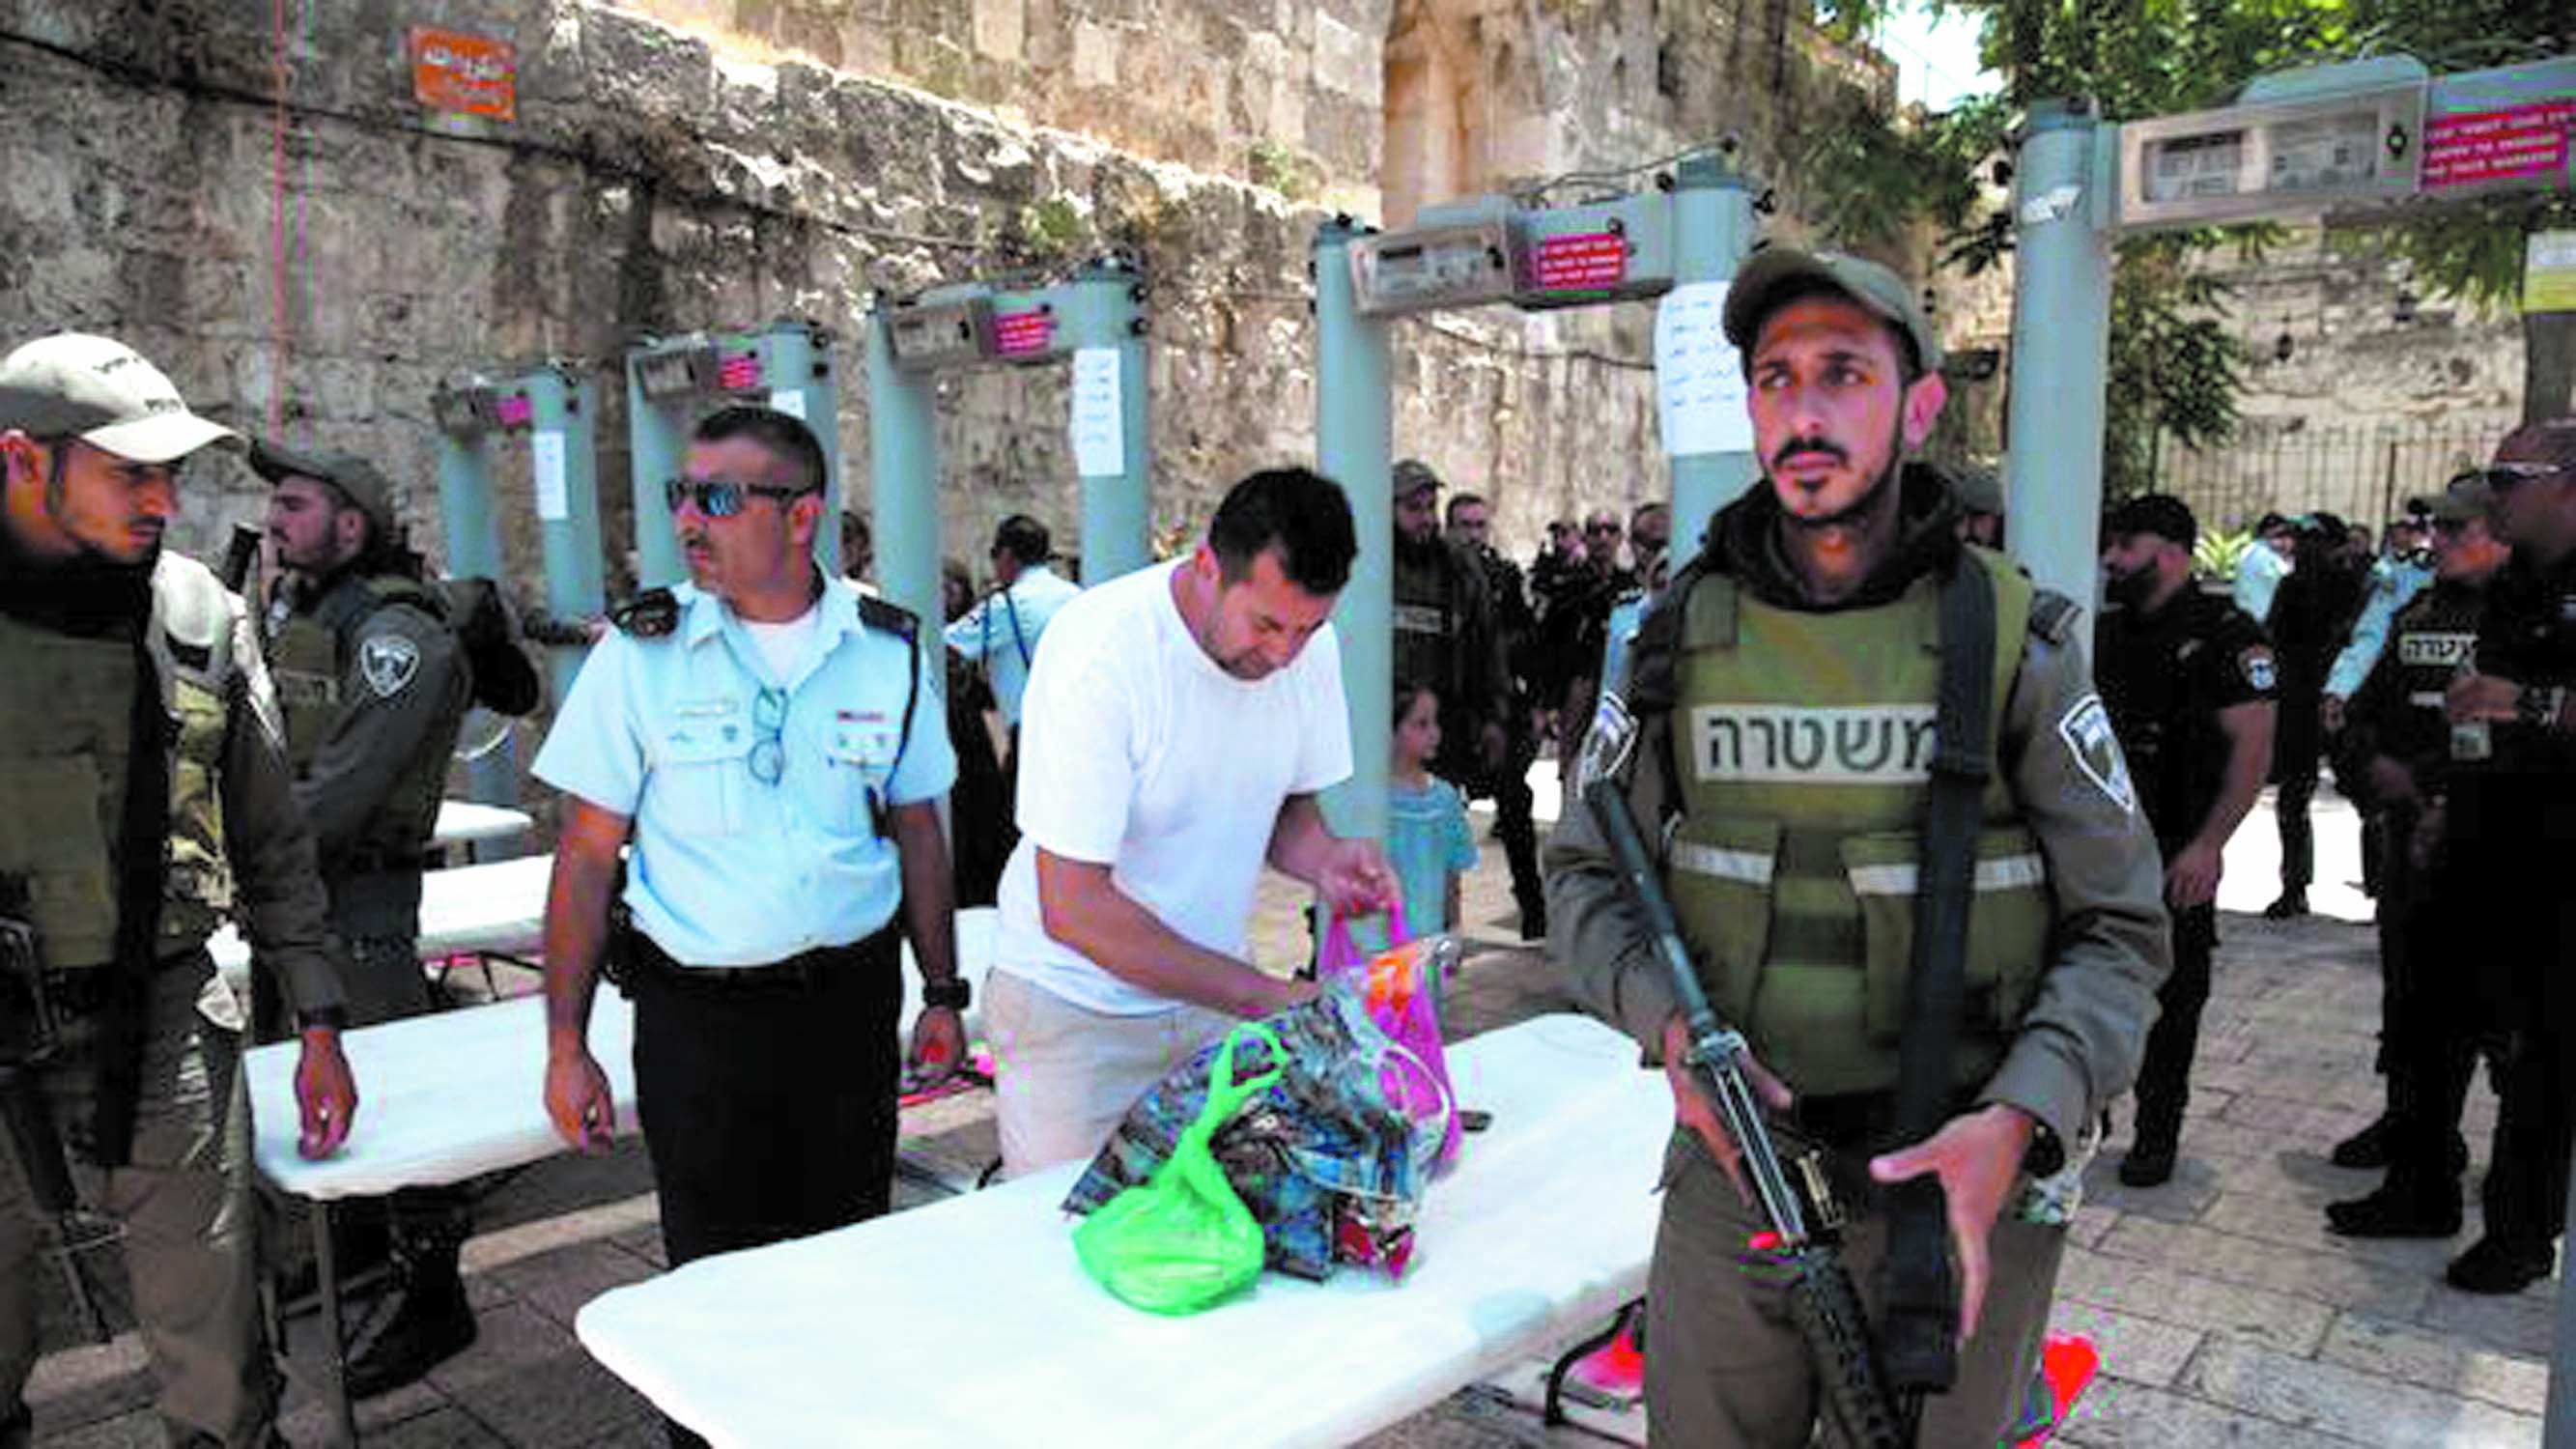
344, 1233, 476, 1397
1515, 893, 1548, 943
2117, 1138, 2176, 1188
275, 1209, 395, 1307
2326, 1179, 2462, 1238
2446, 1236, 2556, 1295
2330, 1115, 2395, 1169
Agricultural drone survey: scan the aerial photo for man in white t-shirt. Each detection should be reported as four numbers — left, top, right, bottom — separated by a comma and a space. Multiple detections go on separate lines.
989, 466, 1399, 1175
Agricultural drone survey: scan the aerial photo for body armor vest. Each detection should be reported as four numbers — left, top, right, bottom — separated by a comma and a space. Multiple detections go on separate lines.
1661, 551, 2052, 1098
0, 555, 237, 967
2380, 584, 2484, 764
1391, 546, 1460, 696
269, 573, 461, 871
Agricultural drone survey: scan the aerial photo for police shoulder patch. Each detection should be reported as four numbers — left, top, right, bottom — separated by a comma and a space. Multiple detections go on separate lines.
2241, 646, 2279, 694
1574, 691, 1640, 793
2055, 693, 2135, 814
856, 592, 919, 642
358, 632, 421, 699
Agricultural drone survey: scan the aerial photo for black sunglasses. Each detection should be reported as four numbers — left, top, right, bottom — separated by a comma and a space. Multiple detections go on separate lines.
665, 477, 808, 519
2467, 461, 2576, 494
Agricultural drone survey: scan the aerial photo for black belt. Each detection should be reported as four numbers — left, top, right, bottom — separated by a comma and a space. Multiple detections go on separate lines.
616, 922, 895, 996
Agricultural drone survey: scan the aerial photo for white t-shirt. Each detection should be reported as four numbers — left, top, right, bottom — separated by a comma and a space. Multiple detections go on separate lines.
740, 601, 822, 683
995, 559, 1353, 1013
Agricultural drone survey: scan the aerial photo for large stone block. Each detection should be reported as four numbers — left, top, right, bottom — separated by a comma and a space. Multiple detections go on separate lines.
1309, 10, 1377, 104
971, 0, 1025, 61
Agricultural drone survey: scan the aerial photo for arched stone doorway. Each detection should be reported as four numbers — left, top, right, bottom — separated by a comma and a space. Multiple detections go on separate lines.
1381, 0, 1550, 229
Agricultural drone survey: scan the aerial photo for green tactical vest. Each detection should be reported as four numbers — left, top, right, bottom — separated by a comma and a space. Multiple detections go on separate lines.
0, 555, 237, 967
268, 573, 462, 869
1662, 549, 2052, 1099
156, 555, 242, 949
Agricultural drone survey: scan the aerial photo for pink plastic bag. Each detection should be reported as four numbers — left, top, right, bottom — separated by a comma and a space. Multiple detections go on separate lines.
1319, 908, 1461, 1171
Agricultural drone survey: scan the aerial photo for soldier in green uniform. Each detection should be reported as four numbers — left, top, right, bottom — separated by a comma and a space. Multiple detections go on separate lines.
254, 442, 479, 1393
1544, 250, 2168, 1446
0, 332, 358, 1447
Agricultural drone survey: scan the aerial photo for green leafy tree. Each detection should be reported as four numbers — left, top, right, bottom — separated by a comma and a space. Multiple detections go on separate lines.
2332, 4, 2576, 421
1805, 0, 2574, 487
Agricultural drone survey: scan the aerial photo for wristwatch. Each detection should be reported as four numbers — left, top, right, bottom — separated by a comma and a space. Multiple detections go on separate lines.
921, 977, 972, 1011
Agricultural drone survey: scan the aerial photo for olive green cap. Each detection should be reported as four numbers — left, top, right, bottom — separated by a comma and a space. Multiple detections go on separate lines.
1723, 246, 1943, 375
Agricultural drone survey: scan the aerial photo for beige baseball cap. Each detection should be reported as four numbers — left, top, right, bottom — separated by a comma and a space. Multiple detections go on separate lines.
0, 332, 241, 464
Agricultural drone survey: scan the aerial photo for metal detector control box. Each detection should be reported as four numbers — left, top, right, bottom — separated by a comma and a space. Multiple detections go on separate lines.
432, 373, 556, 438
883, 287, 997, 370
2118, 72, 2427, 230
882, 283, 1069, 369
1348, 193, 1678, 317
629, 325, 833, 404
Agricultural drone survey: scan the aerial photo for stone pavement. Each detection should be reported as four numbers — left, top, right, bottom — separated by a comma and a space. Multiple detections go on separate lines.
19, 786, 2558, 1446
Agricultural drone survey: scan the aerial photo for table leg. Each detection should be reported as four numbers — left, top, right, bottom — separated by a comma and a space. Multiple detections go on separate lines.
309, 1200, 358, 1446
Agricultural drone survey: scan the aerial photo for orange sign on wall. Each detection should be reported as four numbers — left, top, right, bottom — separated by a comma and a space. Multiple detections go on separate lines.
410, 26, 515, 121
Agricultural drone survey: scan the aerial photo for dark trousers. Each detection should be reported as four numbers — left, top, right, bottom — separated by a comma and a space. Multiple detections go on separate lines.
2275, 753, 2318, 895
2481, 1020, 2572, 1254
2473, 903, 2573, 1255
2133, 901, 2216, 1154
627, 926, 903, 1267
2381, 882, 2476, 1196
2367, 805, 2422, 1079
1488, 744, 1543, 916
2406, 840, 2575, 1250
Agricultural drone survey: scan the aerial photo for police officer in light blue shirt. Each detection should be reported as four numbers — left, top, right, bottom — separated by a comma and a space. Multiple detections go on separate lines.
945, 512, 1081, 730
2323, 513, 2435, 716
534, 406, 965, 1323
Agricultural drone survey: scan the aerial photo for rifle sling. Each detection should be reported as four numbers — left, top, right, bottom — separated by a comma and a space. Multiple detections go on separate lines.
1878, 551, 1997, 1398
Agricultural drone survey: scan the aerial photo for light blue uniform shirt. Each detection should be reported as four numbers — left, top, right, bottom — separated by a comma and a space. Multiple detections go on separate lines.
534, 579, 956, 967
2232, 544, 2291, 625
2325, 554, 2433, 700
945, 565, 1082, 726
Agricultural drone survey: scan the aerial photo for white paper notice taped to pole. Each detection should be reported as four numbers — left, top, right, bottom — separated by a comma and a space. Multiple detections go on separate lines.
531, 431, 569, 521
768, 388, 808, 420
1655, 281, 1752, 458
1069, 347, 1124, 477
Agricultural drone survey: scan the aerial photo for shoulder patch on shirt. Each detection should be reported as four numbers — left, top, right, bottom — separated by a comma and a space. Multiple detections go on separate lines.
1574, 691, 1639, 793
359, 632, 420, 698
2056, 693, 2135, 814
2241, 646, 2279, 694
856, 593, 919, 642
611, 587, 681, 639
2028, 589, 2082, 645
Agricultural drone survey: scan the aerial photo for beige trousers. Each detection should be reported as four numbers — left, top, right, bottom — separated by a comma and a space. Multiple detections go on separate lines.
0, 953, 272, 1446
986, 969, 1236, 1179
1644, 1133, 2064, 1449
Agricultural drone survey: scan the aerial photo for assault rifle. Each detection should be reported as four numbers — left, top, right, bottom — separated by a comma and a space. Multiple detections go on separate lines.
218, 523, 263, 596
0, 891, 114, 1344
1583, 780, 1913, 1447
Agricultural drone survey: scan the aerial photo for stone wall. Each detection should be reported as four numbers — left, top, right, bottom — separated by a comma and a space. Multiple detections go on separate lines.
0, 0, 1891, 589
625, 0, 1395, 213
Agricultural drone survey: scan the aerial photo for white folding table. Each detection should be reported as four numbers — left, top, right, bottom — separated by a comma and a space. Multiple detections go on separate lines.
429, 800, 535, 861
243, 906, 999, 1443
575, 1012, 1668, 1449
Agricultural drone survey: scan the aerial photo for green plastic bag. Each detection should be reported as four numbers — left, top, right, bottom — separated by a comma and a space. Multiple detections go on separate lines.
1073, 1023, 1285, 1315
